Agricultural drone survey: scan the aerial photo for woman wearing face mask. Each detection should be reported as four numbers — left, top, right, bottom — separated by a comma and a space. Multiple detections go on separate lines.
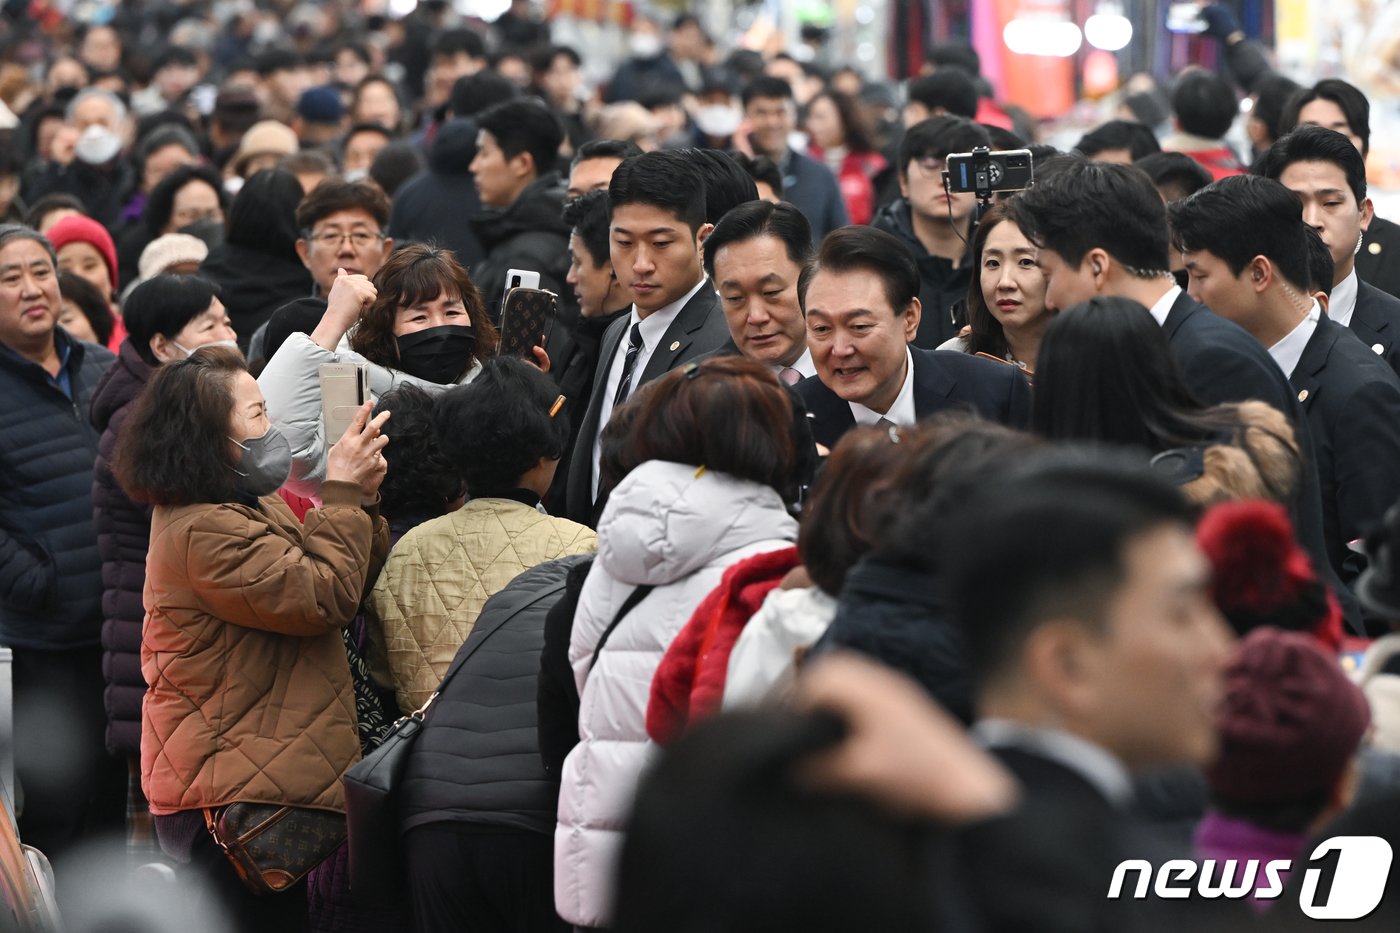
939, 203, 1054, 378
91, 275, 239, 829
112, 346, 389, 932
259, 243, 500, 500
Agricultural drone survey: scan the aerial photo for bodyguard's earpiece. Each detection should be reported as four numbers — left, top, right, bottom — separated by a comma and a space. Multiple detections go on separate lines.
1092, 262, 1103, 275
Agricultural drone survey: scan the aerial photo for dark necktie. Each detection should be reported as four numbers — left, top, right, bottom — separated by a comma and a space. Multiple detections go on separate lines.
877, 416, 896, 428
613, 323, 644, 409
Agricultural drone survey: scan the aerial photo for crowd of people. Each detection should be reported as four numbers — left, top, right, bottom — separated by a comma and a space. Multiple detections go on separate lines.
4, 0, 1400, 931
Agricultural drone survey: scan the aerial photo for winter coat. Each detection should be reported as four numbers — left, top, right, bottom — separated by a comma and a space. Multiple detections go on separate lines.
368, 496, 596, 712
647, 546, 800, 745
258, 331, 481, 499
555, 460, 798, 927
871, 199, 971, 349
140, 481, 389, 814
469, 171, 572, 322
388, 118, 485, 272
398, 553, 593, 836
0, 331, 114, 650
808, 146, 889, 226
90, 339, 154, 756
813, 556, 974, 725
778, 149, 850, 242
200, 242, 314, 353
722, 584, 838, 710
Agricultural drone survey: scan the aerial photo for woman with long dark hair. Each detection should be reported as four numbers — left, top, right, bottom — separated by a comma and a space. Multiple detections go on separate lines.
1034, 297, 1302, 506
804, 89, 888, 225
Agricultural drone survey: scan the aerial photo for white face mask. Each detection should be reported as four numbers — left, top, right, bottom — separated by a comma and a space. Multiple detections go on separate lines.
629, 33, 664, 59
694, 104, 742, 139
75, 125, 123, 165
173, 338, 239, 358
343, 168, 369, 183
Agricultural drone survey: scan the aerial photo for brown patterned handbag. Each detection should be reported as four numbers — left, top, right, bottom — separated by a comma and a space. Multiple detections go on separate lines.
203, 803, 346, 895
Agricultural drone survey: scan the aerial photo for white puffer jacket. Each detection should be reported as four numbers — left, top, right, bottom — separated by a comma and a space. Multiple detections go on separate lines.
257, 331, 480, 498
721, 585, 838, 710
554, 460, 798, 927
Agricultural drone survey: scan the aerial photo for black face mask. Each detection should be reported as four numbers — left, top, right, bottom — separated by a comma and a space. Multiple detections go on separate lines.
395, 324, 476, 384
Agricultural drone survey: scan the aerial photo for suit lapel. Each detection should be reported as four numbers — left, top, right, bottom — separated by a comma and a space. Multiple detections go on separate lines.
638, 282, 718, 384
1290, 320, 1336, 414
1161, 291, 1195, 340
909, 348, 956, 419
1352, 282, 1391, 344
797, 377, 856, 448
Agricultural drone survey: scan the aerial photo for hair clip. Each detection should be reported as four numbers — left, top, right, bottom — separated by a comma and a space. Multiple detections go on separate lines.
683, 361, 702, 379
694, 465, 706, 478
549, 395, 566, 418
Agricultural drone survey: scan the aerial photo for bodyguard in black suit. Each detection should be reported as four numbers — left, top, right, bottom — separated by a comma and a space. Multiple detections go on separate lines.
1013, 159, 1361, 631
793, 226, 1031, 447
1171, 175, 1400, 607
562, 151, 731, 525
1357, 215, 1400, 300
1257, 125, 1400, 378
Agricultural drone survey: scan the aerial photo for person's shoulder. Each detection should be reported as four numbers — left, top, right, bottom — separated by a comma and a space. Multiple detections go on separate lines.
918, 346, 1018, 381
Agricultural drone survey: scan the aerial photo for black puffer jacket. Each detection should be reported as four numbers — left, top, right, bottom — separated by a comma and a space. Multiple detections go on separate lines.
398, 553, 591, 836
0, 330, 113, 650
813, 556, 974, 725
388, 118, 485, 273
89, 339, 153, 756
469, 171, 572, 322
871, 199, 971, 349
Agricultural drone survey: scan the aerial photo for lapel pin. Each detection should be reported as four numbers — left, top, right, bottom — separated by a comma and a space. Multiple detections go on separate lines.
1373, 343, 1385, 355
670, 340, 681, 351
1369, 242, 1383, 255
1298, 389, 1309, 402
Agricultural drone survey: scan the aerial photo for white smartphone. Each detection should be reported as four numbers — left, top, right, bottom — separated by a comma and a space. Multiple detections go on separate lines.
320, 362, 370, 443
501, 268, 541, 312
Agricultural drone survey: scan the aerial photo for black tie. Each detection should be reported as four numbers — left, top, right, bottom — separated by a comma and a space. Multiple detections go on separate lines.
613, 323, 644, 408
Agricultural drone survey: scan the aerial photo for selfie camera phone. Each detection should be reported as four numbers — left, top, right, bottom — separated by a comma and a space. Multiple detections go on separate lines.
1166, 2, 1208, 33
319, 362, 369, 443
501, 268, 542, 317
943, 148, 1035, 201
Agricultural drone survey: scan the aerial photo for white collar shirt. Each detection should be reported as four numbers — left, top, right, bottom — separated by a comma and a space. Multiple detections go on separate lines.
848, 347, 917, 426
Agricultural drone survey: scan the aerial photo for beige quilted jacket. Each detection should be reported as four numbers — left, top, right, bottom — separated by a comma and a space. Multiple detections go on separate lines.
368, 497, 596, 711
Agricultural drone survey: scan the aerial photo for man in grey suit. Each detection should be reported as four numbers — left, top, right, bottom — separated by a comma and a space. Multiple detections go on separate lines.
563, 150, 731, 526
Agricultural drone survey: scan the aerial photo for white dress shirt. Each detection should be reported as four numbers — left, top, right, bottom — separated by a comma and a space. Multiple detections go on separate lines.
849, 347, 917, 426
1147, 284, 1183, 327
772, 346, 816, 381
1329, 268, 1360, 329
591, 277, 710, 499
1267, 300, 1322, 379
974, 718, 1134, 807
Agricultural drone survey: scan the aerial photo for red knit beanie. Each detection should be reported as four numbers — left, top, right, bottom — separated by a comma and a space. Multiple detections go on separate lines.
1207, 627, 1370, 804
47, 214, 119, 293
1196, 500, 1343, 652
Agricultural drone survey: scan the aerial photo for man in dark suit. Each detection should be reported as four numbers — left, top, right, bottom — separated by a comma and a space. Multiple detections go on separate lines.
1172, 175, 1400, 601
563, 150, 730, 525
1256, 125, 1400, 379
1012, 157, 1363, 632
944, 453, 1237, 932
792, 226, 1031, 449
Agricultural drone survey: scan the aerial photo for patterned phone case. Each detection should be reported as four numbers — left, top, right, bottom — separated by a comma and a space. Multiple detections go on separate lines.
499, 287, 558, 358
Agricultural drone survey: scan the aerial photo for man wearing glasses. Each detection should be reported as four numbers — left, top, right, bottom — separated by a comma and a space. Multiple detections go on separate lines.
294, 178, 394, 297
871, 115, 990, 348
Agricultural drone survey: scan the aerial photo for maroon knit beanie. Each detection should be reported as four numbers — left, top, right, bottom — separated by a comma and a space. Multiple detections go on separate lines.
1207, 627, 1370, 804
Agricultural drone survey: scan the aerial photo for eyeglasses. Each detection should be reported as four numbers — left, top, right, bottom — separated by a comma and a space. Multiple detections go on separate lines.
306, 230, 386, 249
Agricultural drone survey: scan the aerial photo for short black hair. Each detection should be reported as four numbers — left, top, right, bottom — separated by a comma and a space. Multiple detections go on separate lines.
1251, 74, 1303, 146
691, 148, 759, 224
1281, 78, 1371, 157
1073, 120, 1161, 161
135, 123, 200, 170
906, 69, 978, 119
571, 138, 643, 168
703, 200, 813, 281
342, 121, 393, 151
434, 356, 569, 496
144, 164, 226, 235
1171, 70, 1239, 140
432, 28, 485, 61
1169, 175, 1310, 288
608, 150, 708, 234
57, 270, 114, 346
897, 115, 990, 178
1256, 124, 1368, 206
530, 44, 581, 74
295, 177, 391, 233
449, 70, 518, 118
799, 225, 920, 315
944, 450, 1196, 683
373, 383, 463, 526
982, 124, 1026, 152
122, 274, 224, 366
153, 46, 198, 72
1304, 224, 1335, 296
1135, 151, 1212, 203
370, 141, 425, 198
475, 99, 564, 181
256, 49, 302, 76
562, 190, 611, 268
741, 75, 794, 107
927, 42, 982, 76
728, 152, 783, 198
1010, 157, 1172, 274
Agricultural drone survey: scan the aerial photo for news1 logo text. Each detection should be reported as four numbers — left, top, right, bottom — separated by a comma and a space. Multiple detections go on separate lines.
1108, 836, 1393, 920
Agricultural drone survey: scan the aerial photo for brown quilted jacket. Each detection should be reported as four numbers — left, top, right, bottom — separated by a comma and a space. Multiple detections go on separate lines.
140, 481, 389, 815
